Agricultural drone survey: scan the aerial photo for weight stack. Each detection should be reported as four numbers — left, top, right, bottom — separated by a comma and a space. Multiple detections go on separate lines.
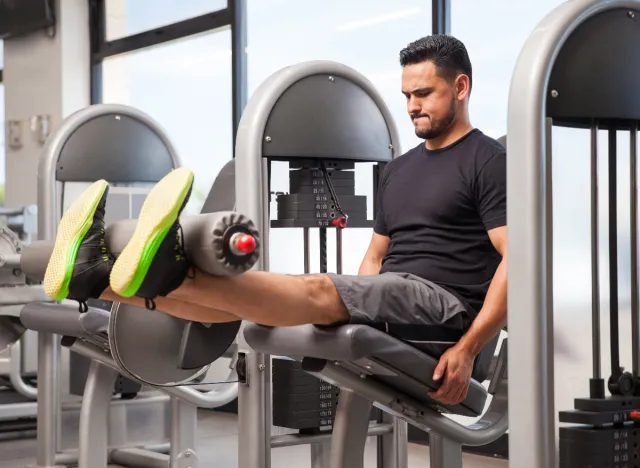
559, 396, 640, 467
560, 426, 640, 467
272, 163, 371, 228
272, 358, 340, 430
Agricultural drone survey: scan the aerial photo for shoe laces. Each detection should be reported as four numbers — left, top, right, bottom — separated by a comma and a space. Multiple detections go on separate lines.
174, 223, 196, 280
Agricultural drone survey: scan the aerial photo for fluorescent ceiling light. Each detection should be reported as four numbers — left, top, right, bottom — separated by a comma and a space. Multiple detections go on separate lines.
336, 7, 422, 32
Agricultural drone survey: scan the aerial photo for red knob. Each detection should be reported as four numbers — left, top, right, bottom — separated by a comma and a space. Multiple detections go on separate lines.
234, 234, 256, 254
332, 216, 348, 229
630, 410, 640, 419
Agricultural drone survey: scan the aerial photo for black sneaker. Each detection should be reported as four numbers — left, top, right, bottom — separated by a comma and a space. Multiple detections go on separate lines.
110, 168, 194, 308
43, 180, 114, 311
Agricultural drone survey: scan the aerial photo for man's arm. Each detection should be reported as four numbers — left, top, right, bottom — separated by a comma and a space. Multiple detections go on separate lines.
456, 225, 507, 354
358, 232, 390, 275
429, 225, 507, 405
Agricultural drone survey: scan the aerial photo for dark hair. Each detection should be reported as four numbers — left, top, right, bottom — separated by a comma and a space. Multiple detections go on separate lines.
399, 35, 472, 92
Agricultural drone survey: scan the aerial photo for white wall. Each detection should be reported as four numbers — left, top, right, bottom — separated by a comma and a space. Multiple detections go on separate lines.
3, 0, 90, 208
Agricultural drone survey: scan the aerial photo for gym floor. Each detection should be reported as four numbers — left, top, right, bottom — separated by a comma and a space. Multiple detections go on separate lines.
0, 410, 508, 467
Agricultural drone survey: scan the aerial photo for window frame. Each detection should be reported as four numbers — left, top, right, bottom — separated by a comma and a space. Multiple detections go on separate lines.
88, 0, 247, 149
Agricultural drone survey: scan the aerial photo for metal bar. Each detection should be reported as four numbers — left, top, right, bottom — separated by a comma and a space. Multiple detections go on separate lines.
632, 121, 639, 377
54, 443, 171, 468
311, 442, 331, 468
314, 363, 508, 446
429, 434, 462, 468
0, 285, 51, 306
109, 448, 170, 468
89, 0, 105, 104
69, 339, 238, 408
304, 228, 310, 273
9, 340, 38, 399
431, 0, 451, 34
93, 9, 232, 60
0, 253, 21, 268
328, 390, 371, 468
609, 129, 622, 378
36, 113, 61, 466
320, 228, 327, 273
336, 228, 343, 274
230, 0, 248, 150
169, 398, 198, 468
270, 423, 393, 448
591, 122, 602, 381
78, 361, 119, 468
377, 412, 408, 468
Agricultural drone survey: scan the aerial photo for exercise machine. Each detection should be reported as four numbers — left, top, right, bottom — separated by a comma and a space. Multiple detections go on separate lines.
6, 103, 247, 467
232, 60, 508, 468
507, 0, 640, 467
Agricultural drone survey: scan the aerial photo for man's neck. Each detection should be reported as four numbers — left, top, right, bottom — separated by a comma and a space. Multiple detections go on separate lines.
424, 121, 474, 151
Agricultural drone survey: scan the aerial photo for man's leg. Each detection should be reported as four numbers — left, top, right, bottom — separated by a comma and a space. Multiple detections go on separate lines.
167, 270, 349, 326
101, 271, 348, 326
107, 168, 349, 326
100, 287, 240, 323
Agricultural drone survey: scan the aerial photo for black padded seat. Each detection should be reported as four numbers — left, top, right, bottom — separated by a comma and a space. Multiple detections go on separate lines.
243, 323, 489, 417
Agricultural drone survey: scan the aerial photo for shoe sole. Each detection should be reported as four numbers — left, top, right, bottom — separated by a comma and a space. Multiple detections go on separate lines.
110, 167, 194, 297
43, 180, 109, 301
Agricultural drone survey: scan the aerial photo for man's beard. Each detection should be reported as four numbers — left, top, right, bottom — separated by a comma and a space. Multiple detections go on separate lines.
413, 97, 457, 140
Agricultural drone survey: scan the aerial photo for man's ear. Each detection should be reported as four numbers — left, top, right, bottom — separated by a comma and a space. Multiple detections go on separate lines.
455, 74, 470, 100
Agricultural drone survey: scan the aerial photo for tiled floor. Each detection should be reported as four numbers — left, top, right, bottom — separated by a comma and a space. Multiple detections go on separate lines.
0, 410, 508, 467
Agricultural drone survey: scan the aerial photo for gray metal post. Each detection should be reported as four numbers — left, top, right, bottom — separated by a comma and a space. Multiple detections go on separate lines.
377, 412, 407, 468
310, 442, 331, 468
428, 434, 462, 468
506, 2, 640, 467
35, 107, 65, 468
328, 390, 371, 468
169, 397, 199, 468
78, 361, 119, 468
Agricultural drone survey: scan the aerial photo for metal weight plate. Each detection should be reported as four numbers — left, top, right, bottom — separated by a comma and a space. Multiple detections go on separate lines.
108, 302, 209, 387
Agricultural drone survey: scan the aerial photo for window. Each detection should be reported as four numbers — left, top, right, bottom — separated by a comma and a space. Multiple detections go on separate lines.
102, 31, 232, 215
249, 0, 430, 153
248, 0, 431, 275
105, 0, 228, 40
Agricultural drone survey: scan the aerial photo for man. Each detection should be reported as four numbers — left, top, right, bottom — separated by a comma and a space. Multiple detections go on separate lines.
43, 35, 507, 406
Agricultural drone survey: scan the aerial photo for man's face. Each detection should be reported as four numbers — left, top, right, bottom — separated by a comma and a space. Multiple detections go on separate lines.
401, 61, 460, 140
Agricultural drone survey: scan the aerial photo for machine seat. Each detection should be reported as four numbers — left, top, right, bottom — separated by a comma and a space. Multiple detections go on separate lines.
243, 323, 489, 417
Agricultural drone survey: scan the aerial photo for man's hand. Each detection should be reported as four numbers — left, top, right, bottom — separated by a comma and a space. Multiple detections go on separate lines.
428, 344, 475, 405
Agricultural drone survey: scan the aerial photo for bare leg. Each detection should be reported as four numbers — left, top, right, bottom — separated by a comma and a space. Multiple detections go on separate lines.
100, 287, 240, 323
166, 269, 349, 326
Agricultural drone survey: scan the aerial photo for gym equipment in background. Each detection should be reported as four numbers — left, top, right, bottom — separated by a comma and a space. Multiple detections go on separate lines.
12, 103, 245, 467
507, 0, 640, 467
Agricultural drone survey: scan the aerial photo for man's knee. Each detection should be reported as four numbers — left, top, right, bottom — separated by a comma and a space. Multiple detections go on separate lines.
300, 274, 348, 324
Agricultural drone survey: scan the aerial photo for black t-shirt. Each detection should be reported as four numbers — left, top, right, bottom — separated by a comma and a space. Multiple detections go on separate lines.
374, 129, 506, 314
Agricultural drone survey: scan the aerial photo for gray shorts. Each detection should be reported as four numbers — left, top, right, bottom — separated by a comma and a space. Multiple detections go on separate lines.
325, 272, 473, 356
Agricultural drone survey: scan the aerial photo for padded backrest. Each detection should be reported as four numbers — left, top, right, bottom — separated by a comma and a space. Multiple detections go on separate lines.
201, 160, 236, 213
